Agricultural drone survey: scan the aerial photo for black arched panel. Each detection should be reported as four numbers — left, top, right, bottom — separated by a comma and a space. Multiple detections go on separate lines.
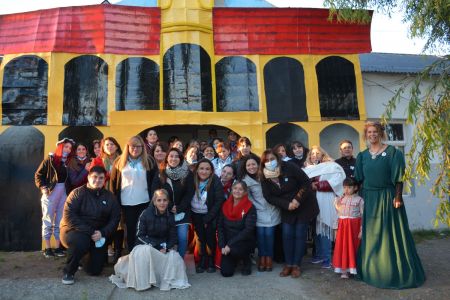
316, 56, 359, 120
115, 57, 160, 111
264, 57, 307, 122
163, 44, 212, 111
266, 123, 308, 149
63, 55, 108, 125
2, 55, 48, 125
0, 127, 44, 250
59, 126, 104, 155
216, 56, 259, 112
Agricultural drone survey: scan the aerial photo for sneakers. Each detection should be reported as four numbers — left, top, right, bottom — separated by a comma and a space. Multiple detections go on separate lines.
62, 273, 75, 285
43, 248, 54, 258
341, 273, 349, 279
321, 261, 332, 269
310, 257, 324, 264
54, 248, 66, 257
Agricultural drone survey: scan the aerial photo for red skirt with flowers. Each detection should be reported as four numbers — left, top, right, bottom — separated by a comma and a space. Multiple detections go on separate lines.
332, 217, 361, 274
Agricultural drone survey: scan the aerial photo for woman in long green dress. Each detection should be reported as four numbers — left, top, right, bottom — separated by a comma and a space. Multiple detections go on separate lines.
355, 121, 425, 289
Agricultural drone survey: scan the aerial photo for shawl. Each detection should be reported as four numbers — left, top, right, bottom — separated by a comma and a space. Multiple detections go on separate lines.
222, 194, 253, 221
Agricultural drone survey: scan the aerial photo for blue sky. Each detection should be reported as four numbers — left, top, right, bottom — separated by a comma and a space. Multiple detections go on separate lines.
0, 0, 431, 55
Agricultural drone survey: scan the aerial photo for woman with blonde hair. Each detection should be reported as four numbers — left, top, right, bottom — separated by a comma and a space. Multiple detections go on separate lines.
110, 136, 158, 254
355, 121, 425, 288
303, 145, 345, 269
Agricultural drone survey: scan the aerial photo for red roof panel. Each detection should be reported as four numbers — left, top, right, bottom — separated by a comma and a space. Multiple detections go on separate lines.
213, 8, 372, 55
0, 5, 160, 55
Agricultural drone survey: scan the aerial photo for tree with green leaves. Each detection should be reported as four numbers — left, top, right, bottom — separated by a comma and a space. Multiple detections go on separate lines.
324, 0, 449, 226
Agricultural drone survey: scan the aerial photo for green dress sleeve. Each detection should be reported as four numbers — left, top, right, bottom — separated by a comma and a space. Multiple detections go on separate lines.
355, 151, 364, 183
390, 146, 406, 184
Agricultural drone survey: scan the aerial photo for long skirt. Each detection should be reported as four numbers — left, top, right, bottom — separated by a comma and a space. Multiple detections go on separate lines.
333, 218, 361, 275
109, 245, 190, 291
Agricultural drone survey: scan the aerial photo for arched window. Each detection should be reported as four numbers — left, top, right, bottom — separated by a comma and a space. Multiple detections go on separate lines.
319, 123, 360, 159
264, 57, 307, 122
316, 56, 359, 120
216, 56, 259, 112
116, 57, 160, 111
265, 123, 308, 149
0, 127, 44, 250
163, 44, 212, 111
58, 126, 104, 152
2, 55, 48, 125
63, 55, 108, 126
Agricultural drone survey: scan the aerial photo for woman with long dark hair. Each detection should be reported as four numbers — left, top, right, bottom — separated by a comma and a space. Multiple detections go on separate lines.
35, 137, 75, 258
240, 154, 280, 272
260, 149, 319, 278
191, 158, 225, 273
152, 148, 194, 258
110, 136, 158, 253
67, 143, 91, 193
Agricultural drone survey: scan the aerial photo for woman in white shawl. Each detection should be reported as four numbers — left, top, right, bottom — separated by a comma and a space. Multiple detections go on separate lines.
110, 189, 190, 291
303, 146, 345, 269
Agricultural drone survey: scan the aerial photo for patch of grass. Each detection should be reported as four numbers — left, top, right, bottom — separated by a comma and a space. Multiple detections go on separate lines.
412, 229, 450, 243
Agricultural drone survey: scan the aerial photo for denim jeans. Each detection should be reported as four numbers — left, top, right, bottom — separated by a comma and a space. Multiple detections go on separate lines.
282, 222, 308, 266
177, 224, 189, 258
314, 234, 331, 263
256, 226, 275, 257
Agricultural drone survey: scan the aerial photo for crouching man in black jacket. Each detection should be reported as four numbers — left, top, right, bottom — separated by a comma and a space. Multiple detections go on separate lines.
60, 166, 120, 285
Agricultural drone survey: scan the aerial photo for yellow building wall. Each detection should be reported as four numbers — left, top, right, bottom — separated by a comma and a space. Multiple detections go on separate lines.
0, 0, 368, 157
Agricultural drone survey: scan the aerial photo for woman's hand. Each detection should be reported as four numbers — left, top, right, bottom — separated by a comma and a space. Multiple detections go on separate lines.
222, 245, 231, 255
311, 182, 318, 191
85, 162, 91, 171
41, 188, 49, 196
91, 230, 102, 242
393, 197, 403, 209
288, 199, 299, 210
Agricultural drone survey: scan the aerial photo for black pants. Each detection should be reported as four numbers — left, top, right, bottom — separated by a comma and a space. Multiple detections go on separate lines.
122, 202, 148, 252
220, 242, 253, 277
191, 212, 216, 256
62, 231, 107, 276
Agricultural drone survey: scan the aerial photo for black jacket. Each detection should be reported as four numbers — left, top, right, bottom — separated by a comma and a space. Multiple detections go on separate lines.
218, 205, 256, 249
151, 171, 194, 224
261, 162, 319, 224
109, 157, 158, 205
335, 156, 356, 178
136, 204, 177, 250
192, 174, 226, 224
35, 154, 70, 193
60, 185, 121, 239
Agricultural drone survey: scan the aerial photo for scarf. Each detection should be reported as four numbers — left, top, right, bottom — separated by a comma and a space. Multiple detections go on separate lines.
166, 161, 189, 181
263, 167, 280, 179
222, 194, 253, 221
222, 180, 233, 197
127, 157, 141, 169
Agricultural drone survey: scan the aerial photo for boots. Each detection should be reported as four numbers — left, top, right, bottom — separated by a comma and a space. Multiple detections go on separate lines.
279, 265, 292, 277
196, 256, 206, 273
241, 256, 252, 276
265, 257, 273, 272
258, 256, 266, 272
206, 256, 216, 273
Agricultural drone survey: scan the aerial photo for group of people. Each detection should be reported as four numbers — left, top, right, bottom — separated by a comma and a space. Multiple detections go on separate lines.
34, 122, 425, 291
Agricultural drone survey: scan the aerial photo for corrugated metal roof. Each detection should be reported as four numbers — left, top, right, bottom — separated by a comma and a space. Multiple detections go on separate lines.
114, 0, 273, 7
359, 52, 446, 75
213, 8, 372, 55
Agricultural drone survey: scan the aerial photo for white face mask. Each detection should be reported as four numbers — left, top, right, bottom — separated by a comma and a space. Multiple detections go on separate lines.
265, 160, 278, 171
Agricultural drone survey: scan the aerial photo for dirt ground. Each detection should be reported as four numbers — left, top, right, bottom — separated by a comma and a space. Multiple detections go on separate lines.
0, 236, 449, 299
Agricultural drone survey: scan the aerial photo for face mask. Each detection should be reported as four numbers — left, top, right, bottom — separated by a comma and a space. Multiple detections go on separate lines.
265, 160, 278, 171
